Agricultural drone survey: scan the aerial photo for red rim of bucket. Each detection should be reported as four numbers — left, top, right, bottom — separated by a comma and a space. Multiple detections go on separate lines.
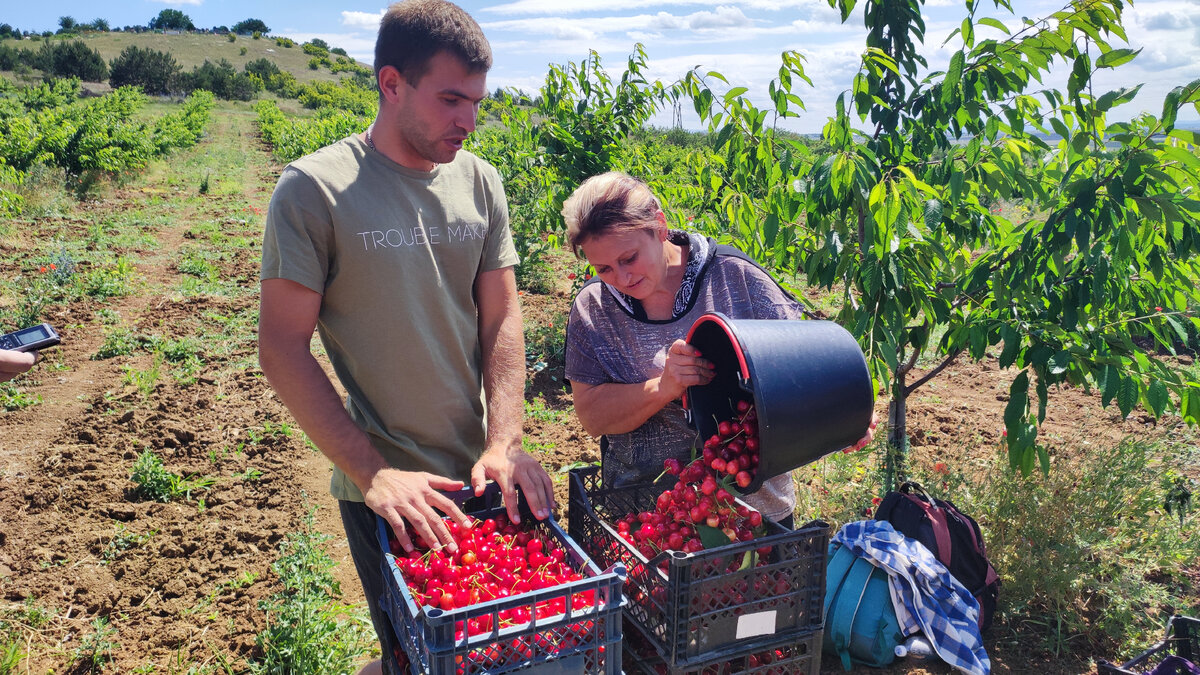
682, 313, 750, 410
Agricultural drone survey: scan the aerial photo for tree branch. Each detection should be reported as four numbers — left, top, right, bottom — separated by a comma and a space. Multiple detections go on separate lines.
904, 348, 964, 397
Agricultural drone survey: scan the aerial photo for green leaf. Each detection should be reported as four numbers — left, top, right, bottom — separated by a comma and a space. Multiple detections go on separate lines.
725, 86, 748, 100
923, 199, 943, 227
763, 213, 780, 247
999, 326, 1021, 369
1117, 376, 1139, 419
1004, 371, 1029, 433
978, 17, 1011, 35
695, 524, 732, 549
1048, 350, 1071, 375
942, 52, 964, 106
1096, 48, 1139, 69
1168, 129, 1200, 146
1147, 380, 1170, 418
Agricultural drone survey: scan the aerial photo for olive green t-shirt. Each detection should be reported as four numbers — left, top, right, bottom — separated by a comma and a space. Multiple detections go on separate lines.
260, 135, 518, 502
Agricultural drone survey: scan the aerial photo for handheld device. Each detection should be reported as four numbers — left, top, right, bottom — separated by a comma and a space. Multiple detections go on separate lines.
0, 323, 61, 352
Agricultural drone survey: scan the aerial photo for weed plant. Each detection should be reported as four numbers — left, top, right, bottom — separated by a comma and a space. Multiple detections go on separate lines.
73, 616, 118, 671
122, 353, 163, 397
101, 524, 157, 563
83, 256, 137, 298
92, 326, 141, 360
525, 396, 569, 424
0, 382, 42, 411
250, 507, 374, 674
130, 449, 214, 502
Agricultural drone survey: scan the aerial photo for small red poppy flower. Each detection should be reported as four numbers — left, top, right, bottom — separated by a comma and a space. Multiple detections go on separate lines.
40, 266, 46, 273
1155, 306, 1163, 312
871, 497, 881, 505
567, 273, 576, 280
934, 462, 948, 474
49, 263, 57, 270
1001, 429, 1008, 437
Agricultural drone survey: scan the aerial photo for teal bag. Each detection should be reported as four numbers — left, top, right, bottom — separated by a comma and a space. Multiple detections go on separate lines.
822, 541, 905, 670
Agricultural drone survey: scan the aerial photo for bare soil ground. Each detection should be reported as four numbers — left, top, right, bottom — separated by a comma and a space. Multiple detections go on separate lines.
0, 107, 1192, 673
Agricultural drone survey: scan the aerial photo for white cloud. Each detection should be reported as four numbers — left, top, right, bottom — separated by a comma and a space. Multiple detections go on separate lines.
687, 6, 753, 30
1141, 10, 1192, 30
484, 0, 828, 14
341, 10, 385, 30
628, 31, 665, 41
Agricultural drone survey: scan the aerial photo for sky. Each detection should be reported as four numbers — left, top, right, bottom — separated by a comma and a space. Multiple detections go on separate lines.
4, 0, 1198, 133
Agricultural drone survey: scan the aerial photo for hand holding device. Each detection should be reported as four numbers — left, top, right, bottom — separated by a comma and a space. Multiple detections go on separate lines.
0, 323, 61, 353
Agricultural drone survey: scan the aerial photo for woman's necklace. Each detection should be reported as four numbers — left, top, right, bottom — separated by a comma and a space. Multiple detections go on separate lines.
364, 125, 376, 151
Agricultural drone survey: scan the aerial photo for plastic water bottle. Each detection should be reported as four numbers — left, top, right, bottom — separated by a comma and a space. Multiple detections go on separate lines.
894, 634, 936, 660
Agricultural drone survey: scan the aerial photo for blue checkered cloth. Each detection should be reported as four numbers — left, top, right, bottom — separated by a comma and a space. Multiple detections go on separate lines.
833, 520, 991, 675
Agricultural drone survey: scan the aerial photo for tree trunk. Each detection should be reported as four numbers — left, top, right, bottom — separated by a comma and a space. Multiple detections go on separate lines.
884, 371, 908, 492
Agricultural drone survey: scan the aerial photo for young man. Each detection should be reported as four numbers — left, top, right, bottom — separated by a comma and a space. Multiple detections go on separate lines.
257, 2, 554, 671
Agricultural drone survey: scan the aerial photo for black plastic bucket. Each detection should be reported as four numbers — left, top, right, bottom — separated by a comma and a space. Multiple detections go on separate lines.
683, 312, 874, 494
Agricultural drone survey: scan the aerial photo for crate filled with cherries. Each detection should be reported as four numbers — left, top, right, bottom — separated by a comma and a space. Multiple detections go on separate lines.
568, 400, 829, 667
376, 485, 624, 675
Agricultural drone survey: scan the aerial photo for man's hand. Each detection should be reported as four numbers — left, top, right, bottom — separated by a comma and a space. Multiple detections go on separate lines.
363, 468, 471, 554
470, 446, 555, 525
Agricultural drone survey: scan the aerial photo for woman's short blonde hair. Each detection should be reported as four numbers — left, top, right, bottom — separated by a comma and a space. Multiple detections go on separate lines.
563, 172, 662, 258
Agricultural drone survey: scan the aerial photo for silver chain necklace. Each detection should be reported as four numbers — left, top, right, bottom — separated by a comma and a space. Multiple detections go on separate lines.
365, 125, 376, 151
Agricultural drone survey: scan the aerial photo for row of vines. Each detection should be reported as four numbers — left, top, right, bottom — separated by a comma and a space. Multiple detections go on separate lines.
0, 77, 214, 214
254, 0, 1200, 481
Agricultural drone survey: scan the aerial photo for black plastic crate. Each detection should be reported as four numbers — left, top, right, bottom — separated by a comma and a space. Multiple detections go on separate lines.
1097, 616, 1199, 675
567, 466, 828, 667
622, 614, 822, 675
376, 484, 625, 675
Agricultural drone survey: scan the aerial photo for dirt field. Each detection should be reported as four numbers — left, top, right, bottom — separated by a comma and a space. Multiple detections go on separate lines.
0, 104, 1193, 673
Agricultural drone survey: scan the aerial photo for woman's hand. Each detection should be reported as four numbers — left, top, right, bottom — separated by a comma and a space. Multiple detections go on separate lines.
843, 411, 881, 453
658, 339, 715, 401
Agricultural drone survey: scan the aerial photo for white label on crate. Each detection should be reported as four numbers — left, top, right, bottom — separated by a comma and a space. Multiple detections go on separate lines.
735, 610, 777, 639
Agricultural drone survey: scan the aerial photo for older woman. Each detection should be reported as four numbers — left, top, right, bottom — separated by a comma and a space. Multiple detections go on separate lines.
563, 171, 873, 526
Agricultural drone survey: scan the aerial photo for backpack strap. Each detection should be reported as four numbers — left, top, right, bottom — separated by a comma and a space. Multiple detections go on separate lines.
901, 493, 953, 564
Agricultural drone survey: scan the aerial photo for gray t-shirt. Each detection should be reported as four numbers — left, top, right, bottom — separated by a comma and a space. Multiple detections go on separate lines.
565, 235, 804, 522
261, 135, 518, 501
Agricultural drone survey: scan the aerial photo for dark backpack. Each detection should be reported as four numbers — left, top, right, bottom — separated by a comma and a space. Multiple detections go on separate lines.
874, 481, 1000, 632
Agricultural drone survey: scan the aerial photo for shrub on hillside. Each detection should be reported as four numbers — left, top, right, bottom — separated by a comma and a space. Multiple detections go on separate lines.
232, 18, 269, 35
0, 43, 18, 71
149, 9, 193, 32
34, 40, 107, 81
301, 42, 329, 58
108, 45, 181, 96
176, 59, 254, 101
244, 57, 281, 82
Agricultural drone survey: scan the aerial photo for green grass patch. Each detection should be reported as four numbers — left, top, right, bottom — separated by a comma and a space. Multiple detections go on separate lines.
250, 507, 375, 673
0, 381, 41, 411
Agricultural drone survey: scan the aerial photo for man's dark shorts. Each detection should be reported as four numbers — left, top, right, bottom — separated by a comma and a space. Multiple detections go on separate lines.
340, 499, 403, 674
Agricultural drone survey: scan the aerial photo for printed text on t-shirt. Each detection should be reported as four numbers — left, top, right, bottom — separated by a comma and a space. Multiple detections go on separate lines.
356, 223, 487, 250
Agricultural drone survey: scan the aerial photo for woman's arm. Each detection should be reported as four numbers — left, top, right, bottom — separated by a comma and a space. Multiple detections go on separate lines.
572, 339, 714, 437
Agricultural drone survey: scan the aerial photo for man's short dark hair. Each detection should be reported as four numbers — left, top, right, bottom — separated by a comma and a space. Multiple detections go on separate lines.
375, 0, 492, 84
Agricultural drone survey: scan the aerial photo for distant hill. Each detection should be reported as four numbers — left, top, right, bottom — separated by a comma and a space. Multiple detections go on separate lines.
1, 31, 370, 88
